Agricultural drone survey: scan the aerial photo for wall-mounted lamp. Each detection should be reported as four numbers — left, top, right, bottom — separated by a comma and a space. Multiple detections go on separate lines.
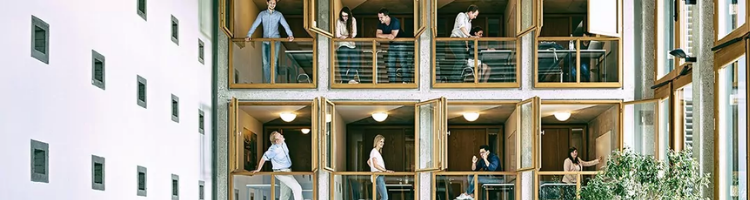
372, 112, 388, 122
669, 48, 697, 62
463, 112, 480, 122
554, 112, 571, 121
301, 128, 310, 134
280, 112, 296, 122
683, 0, 696, 5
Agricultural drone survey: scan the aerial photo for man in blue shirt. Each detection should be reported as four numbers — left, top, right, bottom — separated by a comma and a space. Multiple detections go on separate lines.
252, 131, 303, 200
376, 8, 411, 83
457, 145, 503, 200
245, 0, 294, 83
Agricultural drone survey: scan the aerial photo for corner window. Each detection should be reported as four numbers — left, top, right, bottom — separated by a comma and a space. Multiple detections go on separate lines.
171, 174, 179, 200
30, 139, 49, 183
137, 76, 147, 108
92, 50, 106, 90
91, 155, 105, 191
137, 0, 147, 20
198, 39, 205, 64
137, 166, 147, 196
171, 94, 179, 123
171, 15, 179, 45
31, 16, 49, 64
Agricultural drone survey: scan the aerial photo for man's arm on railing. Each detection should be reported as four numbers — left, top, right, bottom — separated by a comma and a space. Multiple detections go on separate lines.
247, 12, 264, 39
252, 158, 267, 173
279, 13, 294, 41
376, 29, 389, 39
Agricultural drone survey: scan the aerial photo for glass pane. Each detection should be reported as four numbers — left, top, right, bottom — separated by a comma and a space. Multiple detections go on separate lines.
718, 56, 748, 199
275, 41, 315, 84
578, 39, 619, 83
657, 0, 675, 79
381, 174, 416, 200
520, 0, 534, 32
476, 174, 515, 200
224, 0, 232, 31
233, 40, 314, 84
538, 174, 576, 200
233, 174, 272, 200
680, 4, 696, 62
335, 174, 371, 200
678, 83, 695, 150
418, 102, 436, 169
334, 41, 374, 84
477, 40, 517, 83
520, 102, 533, 169
538, 40, 577, 83
326, 102, 333, 169
718, 0, 747, 40
622, 101, 657, 156
376, 40, 416, 84
436, 40, 472, 83
272, 174, 315, 200
658, 98, 671, 161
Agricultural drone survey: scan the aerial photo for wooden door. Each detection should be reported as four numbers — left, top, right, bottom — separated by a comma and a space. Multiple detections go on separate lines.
540, 128, 570, 171
447, 128, 487, 171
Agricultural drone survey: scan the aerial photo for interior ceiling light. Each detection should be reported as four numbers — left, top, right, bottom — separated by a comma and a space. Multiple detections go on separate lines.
301, 128, 310, 134
463, 112, 480, 122
554, 112, 571, 121
372, 112, 388, 122
280, 112, 296, 122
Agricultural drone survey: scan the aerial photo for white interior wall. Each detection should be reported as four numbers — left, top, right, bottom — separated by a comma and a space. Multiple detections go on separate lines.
0, 0, 213, 199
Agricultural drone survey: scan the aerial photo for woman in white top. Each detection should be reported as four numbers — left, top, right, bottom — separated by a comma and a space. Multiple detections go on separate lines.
562, 147, 601, 183
336, 7, 360, 84
368, 134, 392, 200
448, 5, 479, 82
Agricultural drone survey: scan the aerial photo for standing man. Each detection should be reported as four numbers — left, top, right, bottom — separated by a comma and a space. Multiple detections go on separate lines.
449, 5, 479, 82
376, 8, 409, 83
252, 131, 303, 200
245, 0, 295, 83
456, 145, 502, 200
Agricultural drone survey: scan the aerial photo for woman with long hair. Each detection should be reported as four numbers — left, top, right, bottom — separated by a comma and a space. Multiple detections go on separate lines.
368, 134, 392, 200
562, 147, 601, 183
336, 7, 360, 84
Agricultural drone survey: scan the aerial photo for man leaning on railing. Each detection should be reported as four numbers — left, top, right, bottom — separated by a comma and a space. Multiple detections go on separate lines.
251, 131, 303, 200
376, 8, 409, 83
245, 0, 295, 83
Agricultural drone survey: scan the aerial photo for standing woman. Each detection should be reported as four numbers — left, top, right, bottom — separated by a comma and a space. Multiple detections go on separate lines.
336, 7, 360, 84
368, 134, 393, 200
562, 147, 602, 183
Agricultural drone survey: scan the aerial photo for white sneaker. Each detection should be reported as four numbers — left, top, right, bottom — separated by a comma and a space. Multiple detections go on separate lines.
455, 193, 471, 200
348, 79, 359, 84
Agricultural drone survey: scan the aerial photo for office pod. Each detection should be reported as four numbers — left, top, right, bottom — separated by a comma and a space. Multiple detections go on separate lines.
535, 0, 622, 87
227, 99, 318, 200
432, 1, 521, 88
224, 0, 318, 88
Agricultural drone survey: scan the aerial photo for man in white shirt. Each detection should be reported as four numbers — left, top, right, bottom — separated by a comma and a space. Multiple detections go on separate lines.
449, 5, 480, 82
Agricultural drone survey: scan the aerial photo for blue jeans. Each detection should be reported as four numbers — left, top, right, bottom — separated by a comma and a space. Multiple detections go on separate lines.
571, 63, 590, 82
466, 175, 503, 195
337, 46, 360, 82
387, 44, 410, 83
262, 41, 281, 83
376, 175, 388, 200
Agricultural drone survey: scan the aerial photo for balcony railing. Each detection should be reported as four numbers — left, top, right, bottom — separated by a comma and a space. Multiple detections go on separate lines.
434, 37, 519, 88
230, 171, 317, 200
434, 171, 517, 200
230, 38, 316, 89
331, 172, 417, 200
536, 37, 621, 88
330, 38, 418, 88
536, 171, 599, 200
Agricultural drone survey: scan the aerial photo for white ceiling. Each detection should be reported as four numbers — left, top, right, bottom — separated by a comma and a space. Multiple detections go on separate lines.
540, 104, 595, 117
240, 105, 307, 123
335, 105, 403, 123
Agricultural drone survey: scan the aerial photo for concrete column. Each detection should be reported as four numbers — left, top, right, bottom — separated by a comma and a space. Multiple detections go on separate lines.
639, 0, 655, 99
693, 0, 715, 198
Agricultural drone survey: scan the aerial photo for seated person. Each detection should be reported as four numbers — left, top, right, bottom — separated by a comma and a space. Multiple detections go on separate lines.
456, 145, 502, 200
466, 27, 492, 82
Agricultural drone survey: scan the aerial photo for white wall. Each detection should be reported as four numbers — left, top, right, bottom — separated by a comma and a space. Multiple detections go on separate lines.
0, 0, 213, 199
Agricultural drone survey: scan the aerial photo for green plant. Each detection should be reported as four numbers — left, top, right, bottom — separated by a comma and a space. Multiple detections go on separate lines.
579, 148, 710, 200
